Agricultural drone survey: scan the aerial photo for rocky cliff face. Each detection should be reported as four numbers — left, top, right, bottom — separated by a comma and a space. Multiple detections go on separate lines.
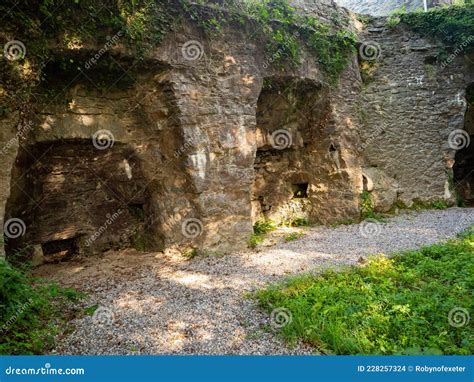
335, 0, 453, 15
357, 17, 473, 210
0, 1, 472, 261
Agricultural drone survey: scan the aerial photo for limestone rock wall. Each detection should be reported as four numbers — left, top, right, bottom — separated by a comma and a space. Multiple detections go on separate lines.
0, 4, 364, 258
1, 1, 472, 260
357, 18, 473, 209
335, 0, 454, 16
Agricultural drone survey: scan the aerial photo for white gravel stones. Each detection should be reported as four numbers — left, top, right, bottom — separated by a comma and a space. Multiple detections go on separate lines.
53, 208, 473, 355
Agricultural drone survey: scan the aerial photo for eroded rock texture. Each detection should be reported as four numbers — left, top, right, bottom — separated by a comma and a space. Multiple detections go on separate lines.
252, 78, 359, 224
453, 83, 474, 205
357, 17, 473, 209
0, 0, 472, 260
335, 0, 454, 16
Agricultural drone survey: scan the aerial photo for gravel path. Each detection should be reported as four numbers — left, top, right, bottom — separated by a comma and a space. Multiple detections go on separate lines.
51, 208, 473, 355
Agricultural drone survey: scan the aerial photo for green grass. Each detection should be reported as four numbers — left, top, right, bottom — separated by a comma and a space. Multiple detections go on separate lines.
248, 234, 264, 249
253, 220, 277, 235
360, 191, 386, 221
330, 218, 355, 227
400, 4, 474, 54
248, 220, 277, 248
0, 258, 82, 354
182, 249, 199, 259
284, 232, 305, 242
390, 199, 451, 213
254, 228, 474, 355
283, 217, 310, 227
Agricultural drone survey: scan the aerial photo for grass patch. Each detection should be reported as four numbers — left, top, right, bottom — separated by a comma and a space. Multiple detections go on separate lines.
253, 220, 277, 235
284, 217, 310, 227
182, 249, 200, 259
0, 258, 83, 354
360, 191, 386, 221
248, 220, 277, 248
390, 199, 451, 213
254, 228, 474, 355
330, 218, 356, 228
182, 248, 225, 259
284, 232, 305, 242
248, 234, 264, 249
400, 4, 474, 56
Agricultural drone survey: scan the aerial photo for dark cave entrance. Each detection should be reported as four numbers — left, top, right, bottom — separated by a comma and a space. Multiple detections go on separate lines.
251, 77, 330, 224
4, 139, 154, 263
291, 183, 309, 199
453, 84, 474, 206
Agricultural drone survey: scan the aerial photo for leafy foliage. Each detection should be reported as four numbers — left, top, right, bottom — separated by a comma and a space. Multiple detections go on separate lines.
285, 217, 310, 227
284, 232, 305, 242
254, 229, 474, 355
241, 0, 356, 82
0, 258, 82, 354
248, 220, 277, 248
253, 220, 277, 235
0, 0, 356, 102
400, 4, 474, 52
360, 191, 385, 221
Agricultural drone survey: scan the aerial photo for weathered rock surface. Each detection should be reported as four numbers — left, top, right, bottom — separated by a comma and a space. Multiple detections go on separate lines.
0, 1, 472, 260
362, 167, 399, 212
335, 0, 453, 16
357, 17, 473, 208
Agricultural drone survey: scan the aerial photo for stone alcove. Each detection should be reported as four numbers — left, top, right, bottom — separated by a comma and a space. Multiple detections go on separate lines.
251, 77, 331, 224
453, 83, 474, 206
4, 139, 154, 263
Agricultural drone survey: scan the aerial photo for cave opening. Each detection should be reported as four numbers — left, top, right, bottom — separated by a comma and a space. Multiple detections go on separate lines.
41, 237, 79, 263
292, 183, 309, 199
453, 84, 474, 206
251, 77, 329, 224
4, 139, 154, 263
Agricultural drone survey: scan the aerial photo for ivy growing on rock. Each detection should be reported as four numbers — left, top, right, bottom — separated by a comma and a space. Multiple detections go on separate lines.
400, 4, 474, 53
0, 0, 357, 108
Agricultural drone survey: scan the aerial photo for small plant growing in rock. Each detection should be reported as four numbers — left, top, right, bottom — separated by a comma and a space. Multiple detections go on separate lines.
248, 220, 277, 249
182, 249, 199, 259
359, 60, 380, 84
248, 234, 263, 249
253, 220, 277, 235
432, 200, 449, 210
360, 190, 375, 219
284, 217, 310, 227
360, 191, 386, 221
386, 15, 401, 28
284, 232, 305, 242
